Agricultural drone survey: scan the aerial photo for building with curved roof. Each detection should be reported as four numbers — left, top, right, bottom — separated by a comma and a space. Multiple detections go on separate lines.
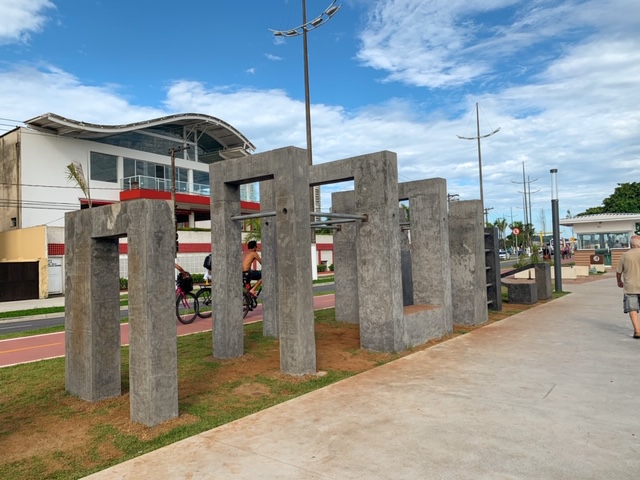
0, 112, 257, 231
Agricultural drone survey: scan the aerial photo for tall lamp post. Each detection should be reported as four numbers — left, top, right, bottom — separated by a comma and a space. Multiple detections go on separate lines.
550, 168, 562, 292
270, 0, 341, 221
457, 102, 500, 212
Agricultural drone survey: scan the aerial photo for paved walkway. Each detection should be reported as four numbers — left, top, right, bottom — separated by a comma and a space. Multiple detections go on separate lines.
83, 274, 640, 479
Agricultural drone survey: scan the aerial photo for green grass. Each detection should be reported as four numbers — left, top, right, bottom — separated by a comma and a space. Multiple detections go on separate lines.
313, 275, 334, 284
0, 315, 363, 480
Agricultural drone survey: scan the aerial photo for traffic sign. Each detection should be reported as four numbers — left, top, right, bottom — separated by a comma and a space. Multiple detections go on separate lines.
512, 227, 520, 235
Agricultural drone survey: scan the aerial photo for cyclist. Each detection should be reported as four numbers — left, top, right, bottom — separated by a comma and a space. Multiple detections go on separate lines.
242, 240, 262, 297
203, 254, 212, 285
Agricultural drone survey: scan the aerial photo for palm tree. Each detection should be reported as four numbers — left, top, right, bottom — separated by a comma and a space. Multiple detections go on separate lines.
493, 217, 508, 248
65, 161, 91, 208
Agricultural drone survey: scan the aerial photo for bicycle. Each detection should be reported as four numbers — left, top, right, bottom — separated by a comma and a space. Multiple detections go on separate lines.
176, 273, 199, 324
194, 281, 212, 318
242, 274, 262, 319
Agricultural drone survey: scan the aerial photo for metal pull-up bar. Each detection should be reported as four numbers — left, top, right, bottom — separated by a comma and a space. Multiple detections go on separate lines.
230, 211, 276, 221
311, 211, 368, 221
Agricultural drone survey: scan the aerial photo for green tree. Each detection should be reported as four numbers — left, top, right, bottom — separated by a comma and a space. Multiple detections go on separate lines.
577, 182, 640, 216
493, 217, 508, 248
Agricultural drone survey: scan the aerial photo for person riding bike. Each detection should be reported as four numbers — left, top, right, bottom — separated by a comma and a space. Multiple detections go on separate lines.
242, 240, 262, 297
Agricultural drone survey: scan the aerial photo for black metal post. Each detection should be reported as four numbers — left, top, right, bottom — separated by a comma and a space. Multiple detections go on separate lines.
551, 169, 562, 292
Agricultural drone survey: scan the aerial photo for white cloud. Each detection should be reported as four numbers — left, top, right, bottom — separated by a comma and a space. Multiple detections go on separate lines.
0, 65, 162, 124
265, 53, 282, 61
0, 0, 55, 45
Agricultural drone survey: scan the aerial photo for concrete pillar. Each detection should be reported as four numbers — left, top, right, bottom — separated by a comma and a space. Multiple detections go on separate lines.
65, 218, 121, 402
449, 200, 488, 326
353, 152, 404, 351
210, 180, 244, 359
260, 179, 278, 337
331, 190, 359, 324
534, 263, 553, 300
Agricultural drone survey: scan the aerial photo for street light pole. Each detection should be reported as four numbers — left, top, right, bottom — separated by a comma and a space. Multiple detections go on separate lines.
270, 0, 341, 224
457, 102, 500, 212
302, 0, 312, 169
550, 168, 562, 293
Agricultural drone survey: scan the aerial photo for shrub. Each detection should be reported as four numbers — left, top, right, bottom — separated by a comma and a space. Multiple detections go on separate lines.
119, 277, 128, 290
329, 263, 334, 272
317, 264, 327, 272
191, 273, 205, 284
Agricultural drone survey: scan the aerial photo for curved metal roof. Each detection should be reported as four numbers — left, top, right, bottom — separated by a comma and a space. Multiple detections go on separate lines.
24, 112, 256, 160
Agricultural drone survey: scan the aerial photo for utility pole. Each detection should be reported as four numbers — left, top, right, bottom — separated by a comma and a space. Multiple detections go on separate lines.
457, 102, 500, 212
512, 162, 539, 249
484, 207, 494, 226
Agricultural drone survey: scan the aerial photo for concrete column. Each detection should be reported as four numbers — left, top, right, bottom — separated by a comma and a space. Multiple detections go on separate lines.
125, 201, 178, 425
260, 179, 278, 337
449, 200, 488, 326
273, 151, 315, 374
353, 152, 404, 351
210, 180, 244, 359
534, 263, 553, 300
331, 191, 359, 324
65, 214, 121, 402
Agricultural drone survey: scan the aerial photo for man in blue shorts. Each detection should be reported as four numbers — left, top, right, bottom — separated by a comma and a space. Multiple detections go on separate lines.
616, 235, 640, 338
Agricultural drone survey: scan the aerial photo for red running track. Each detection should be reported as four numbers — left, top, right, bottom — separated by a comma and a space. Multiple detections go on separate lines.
0, 294, 335, 368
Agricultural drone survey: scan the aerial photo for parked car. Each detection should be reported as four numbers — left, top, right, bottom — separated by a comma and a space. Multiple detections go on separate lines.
499, 249, 509, 260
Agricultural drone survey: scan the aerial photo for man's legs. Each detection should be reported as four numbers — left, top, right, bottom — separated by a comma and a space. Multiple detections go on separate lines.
250, 271, 262, 296
630, 310, 640, 337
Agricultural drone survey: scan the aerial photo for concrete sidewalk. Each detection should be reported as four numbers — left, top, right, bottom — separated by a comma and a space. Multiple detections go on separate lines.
84, 274, 640, 479
0, 296, 65, 314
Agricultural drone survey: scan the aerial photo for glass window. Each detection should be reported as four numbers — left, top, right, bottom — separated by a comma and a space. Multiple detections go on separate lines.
577, 232, 630, 249
123, 158, 135, 178
193, 170, 209, 186
90, 152, 118, 183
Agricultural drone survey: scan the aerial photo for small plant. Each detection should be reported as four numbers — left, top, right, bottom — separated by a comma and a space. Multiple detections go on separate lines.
190, 273, 204, 284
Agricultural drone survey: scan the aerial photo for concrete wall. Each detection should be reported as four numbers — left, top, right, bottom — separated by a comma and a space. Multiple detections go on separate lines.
0, 129, 20, 232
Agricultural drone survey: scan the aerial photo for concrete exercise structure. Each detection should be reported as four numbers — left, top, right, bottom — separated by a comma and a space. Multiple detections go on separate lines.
64, 145, 490, 424
210, 147, 316, 374
211, 147, 455, 365
65, 199, 178, 426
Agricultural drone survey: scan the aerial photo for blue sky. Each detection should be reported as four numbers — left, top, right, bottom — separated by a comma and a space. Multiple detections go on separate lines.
1, 0, 639, 236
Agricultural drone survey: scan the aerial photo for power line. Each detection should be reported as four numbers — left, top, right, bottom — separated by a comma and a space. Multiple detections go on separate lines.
0, 181, 120, 191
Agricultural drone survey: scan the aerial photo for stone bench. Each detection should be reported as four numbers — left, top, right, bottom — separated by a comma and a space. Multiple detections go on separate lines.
506, 282, 538, 304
